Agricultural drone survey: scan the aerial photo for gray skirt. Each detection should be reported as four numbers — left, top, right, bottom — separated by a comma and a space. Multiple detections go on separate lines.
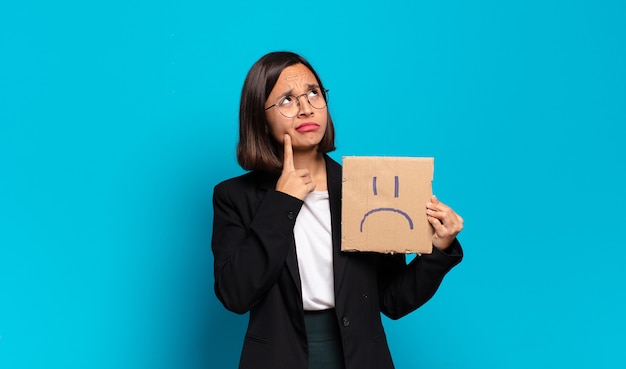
303, 309, 346, 369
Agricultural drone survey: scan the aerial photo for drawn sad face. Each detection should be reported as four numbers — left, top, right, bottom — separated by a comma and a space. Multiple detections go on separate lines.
341, 156, 433, 253
359, 175, 414, 232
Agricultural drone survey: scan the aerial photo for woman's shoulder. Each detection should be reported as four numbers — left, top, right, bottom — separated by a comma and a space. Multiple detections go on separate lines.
324, 154, 342, 173
214, 170, 278, 193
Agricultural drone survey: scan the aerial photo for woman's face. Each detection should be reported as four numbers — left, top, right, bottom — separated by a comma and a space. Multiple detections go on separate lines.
264, 63, 328, 152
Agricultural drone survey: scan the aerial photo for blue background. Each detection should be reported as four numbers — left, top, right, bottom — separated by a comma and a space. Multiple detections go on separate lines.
1, 0, 625, 368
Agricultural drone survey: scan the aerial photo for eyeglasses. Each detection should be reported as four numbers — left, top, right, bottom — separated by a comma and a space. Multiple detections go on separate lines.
264, 88, 328, 118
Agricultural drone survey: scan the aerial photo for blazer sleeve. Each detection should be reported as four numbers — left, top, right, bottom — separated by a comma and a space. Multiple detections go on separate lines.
377, 239, 463, 320
212, 181, 303, 314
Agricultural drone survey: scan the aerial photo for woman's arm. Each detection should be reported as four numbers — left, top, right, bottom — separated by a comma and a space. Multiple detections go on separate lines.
377, 240, 463, 320
377, 196, 464, 319
212, 182, 302, 314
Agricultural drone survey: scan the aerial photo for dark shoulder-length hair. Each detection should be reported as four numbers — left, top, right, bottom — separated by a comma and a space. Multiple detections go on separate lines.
237, 51, 336, 172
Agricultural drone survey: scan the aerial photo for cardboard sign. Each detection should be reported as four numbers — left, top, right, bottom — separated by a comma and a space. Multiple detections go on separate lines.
341, 156, 434, 254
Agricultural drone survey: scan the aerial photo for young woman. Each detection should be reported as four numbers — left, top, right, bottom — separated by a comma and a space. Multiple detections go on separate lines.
212, 51, 464, 369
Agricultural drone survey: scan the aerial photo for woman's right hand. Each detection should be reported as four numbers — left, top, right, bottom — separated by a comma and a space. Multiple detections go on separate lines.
275, 134, 316, 200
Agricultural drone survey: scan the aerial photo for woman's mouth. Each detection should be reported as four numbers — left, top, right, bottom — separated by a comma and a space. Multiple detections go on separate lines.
296, 123, 320, 132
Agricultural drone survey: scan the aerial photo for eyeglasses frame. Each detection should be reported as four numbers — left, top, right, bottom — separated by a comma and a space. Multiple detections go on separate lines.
264, 89, 329, 118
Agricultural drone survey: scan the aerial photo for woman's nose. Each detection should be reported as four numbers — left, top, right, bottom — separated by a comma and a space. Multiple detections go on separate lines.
297, 96, 313, 116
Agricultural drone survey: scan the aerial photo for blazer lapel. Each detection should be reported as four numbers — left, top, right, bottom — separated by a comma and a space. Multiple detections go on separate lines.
326, 155, 349, 295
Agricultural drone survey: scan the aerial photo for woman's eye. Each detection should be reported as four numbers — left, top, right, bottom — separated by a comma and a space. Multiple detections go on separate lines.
280, 96, 293, 105
308, 89, 319, 97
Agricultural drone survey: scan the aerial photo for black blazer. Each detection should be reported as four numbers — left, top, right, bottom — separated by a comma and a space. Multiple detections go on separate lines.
212, 155, 463, 369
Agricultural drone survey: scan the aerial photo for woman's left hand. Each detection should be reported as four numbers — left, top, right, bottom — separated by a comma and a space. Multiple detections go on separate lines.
426, 195, 464, 251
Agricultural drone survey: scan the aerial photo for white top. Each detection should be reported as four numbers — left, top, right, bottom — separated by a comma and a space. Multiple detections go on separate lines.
293, 190, 335, 311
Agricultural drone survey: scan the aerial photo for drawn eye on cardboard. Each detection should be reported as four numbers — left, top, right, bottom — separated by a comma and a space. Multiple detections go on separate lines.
342, 157, 434, 254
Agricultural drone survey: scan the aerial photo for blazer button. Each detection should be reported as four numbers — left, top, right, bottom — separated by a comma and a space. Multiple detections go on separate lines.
287, 211, 295, 220
342, 317, 350, 327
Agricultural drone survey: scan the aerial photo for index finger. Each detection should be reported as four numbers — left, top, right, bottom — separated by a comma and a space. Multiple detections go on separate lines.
427, 195, 448, 211
283, 134, 295, 172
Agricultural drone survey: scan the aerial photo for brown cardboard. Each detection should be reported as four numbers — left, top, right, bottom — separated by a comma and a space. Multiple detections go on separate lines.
341, 156, 434, 254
